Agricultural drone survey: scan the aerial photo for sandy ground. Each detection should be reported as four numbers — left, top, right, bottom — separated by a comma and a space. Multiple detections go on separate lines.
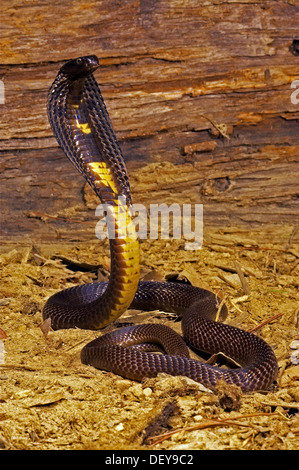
0, 231, 298, 450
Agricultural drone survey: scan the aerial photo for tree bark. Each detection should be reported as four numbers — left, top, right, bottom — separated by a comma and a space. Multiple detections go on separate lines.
1, 0, 299, 246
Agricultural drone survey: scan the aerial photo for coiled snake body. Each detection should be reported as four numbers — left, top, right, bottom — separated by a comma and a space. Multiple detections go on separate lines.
43, 56, 278, 392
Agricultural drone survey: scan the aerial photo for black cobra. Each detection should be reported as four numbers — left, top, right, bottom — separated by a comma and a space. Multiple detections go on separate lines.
43, 55, 278, 392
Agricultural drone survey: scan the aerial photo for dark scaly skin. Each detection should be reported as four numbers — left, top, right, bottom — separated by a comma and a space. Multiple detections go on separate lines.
45, 56, 140, 329
43, 56, 278, 392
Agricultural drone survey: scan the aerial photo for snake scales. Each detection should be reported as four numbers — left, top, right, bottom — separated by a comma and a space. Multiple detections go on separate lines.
43, 55, 278, 392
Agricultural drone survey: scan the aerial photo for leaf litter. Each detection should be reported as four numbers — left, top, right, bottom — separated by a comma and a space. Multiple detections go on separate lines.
0, 229, 298, 450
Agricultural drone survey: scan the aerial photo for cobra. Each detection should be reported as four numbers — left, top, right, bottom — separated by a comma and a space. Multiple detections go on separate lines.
43, 55, 278, 392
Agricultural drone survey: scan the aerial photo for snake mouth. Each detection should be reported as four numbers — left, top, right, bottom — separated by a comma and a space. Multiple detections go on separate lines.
60, 55, 99, 79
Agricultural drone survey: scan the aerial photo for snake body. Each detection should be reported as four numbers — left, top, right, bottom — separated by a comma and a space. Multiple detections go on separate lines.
43, 56, 278, 392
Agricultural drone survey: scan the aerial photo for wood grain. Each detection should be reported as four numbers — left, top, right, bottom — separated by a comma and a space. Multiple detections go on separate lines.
1, 0, 299, 246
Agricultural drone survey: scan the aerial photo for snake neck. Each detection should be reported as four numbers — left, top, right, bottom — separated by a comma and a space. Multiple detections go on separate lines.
47, 72, 140, 329
48, 74, 132, 205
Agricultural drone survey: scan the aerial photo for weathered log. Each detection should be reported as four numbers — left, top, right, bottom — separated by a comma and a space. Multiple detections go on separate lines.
1, 0, 299, 247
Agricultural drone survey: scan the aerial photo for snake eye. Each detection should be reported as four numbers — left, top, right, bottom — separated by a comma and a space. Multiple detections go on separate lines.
76, 58, 83, 64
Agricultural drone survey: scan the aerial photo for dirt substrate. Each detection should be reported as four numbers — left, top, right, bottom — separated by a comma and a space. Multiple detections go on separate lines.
0, 229, 298, 450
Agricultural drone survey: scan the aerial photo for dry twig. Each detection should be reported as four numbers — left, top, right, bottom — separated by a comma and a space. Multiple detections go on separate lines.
248, 313, 283, 333
234, 261, 250, 296
147, 411, 287, 446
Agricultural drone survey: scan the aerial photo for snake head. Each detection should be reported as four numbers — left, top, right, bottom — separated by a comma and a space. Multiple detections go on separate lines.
59, 55, 99, 80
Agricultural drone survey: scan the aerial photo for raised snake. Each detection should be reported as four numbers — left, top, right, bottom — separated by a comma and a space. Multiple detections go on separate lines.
43, 55, 278, 392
